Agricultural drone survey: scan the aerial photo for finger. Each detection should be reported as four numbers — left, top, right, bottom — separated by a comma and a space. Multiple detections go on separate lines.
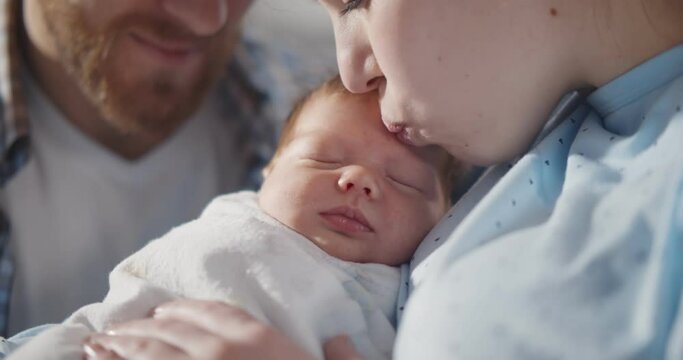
323, 335, 363, 360
105, 317, 226, 359
151, 299, 315, 360
83, 341, 124, 360
152, 299, 262, 337
87, 333, 186, 360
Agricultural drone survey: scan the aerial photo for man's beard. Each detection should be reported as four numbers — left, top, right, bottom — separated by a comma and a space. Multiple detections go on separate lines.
39, 1, 233, 136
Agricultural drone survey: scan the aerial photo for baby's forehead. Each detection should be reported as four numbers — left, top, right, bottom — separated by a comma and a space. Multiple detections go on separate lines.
287, 92, 448, 169
292, 128, 445, 170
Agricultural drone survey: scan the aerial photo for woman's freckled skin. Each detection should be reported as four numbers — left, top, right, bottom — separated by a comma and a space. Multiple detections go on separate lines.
550, 8, 558, 17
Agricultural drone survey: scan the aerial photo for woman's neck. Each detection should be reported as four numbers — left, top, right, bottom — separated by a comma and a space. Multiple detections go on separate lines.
571, 0, 683, 87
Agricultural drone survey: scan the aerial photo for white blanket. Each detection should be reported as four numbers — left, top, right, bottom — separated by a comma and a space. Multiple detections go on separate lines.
9, 191, 400, 360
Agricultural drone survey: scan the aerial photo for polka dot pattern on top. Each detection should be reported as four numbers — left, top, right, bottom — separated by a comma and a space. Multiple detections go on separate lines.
395, 45, 683, 359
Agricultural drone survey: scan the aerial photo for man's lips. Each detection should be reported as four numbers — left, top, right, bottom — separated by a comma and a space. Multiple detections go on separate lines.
320, 206, 374, 234
129, 32, 199, 64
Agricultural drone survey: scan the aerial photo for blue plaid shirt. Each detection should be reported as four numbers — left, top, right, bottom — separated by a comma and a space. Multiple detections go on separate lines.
0, 0, 304, 337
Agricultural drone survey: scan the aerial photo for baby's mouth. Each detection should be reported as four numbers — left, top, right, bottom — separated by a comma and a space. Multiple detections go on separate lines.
320, 206, 374, 234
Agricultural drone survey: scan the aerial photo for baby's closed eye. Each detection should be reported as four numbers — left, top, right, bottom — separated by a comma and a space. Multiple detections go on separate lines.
301, 157, 343, 169
387, 174, 423, 193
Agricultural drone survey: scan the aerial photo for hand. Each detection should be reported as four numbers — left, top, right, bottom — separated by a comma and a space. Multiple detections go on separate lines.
323, 335, 364, 360
82, 299, 362, 360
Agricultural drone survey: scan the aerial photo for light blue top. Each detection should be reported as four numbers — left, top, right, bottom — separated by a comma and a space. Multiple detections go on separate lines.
395, 45, 683, 359
0, 325, 53, 357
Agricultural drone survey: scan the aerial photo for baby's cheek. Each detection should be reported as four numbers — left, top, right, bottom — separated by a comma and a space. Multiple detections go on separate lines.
389, 200, 429, 237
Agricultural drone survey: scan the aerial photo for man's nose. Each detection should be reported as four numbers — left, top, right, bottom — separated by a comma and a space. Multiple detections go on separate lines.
337, 166, 381, 200
161, 0, 229, 36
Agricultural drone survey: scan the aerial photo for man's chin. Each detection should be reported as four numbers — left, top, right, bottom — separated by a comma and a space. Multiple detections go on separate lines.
95, 73, 212, 134
100, 96, 200, 136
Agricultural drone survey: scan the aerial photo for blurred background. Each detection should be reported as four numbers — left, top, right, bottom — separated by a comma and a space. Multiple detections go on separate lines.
243, 0, 337, 85
238, 0, 338, 126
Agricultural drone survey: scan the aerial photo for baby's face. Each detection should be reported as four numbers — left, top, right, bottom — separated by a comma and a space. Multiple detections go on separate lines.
259, 93, 448, 266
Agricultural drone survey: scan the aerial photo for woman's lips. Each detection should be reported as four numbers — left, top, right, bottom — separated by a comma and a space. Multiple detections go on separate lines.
320, 206, 374, 235
396, 130, 416, 146
385, 122, 405, 134
383, 121, 418, 146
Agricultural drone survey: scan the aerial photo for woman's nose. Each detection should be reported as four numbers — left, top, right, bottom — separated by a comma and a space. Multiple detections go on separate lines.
161, 0, 229, 36
338, 166, 381, 199
334, 23, 383, 94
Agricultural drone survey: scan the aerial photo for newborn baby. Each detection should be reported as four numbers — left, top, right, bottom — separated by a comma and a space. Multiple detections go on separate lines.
8, 76, 460, 360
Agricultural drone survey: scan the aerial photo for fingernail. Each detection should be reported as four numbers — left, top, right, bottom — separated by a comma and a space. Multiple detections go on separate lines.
83, 343, 96, 358
152, 306, 167, 318
83, 341, 106, 359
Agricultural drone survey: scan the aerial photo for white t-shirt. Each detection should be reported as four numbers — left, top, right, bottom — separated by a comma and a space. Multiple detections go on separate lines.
2, 73, 246, 334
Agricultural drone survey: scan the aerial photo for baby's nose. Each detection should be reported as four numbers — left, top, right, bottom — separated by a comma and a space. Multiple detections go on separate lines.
338, 166, 380, 199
